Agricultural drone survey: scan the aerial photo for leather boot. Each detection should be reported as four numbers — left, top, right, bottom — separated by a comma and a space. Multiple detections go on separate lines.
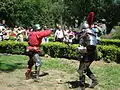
25, 72, 31, 80
79, 75, 85, 88
89, 74, 98, 88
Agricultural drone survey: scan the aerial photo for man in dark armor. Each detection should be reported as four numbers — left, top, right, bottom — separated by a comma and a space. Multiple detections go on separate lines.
77, 12, 98, 89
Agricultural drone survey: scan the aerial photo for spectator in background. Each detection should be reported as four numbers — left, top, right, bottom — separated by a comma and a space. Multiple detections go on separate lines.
0, 21, 6, 41
11, 26, 18, 40
0, 28, 3, 41
4, 27, 12, 40
67, 27, 75, 44
2, 20, 7, 28
42, 26, 49, 43
99, 19, 107, 35
16, 27, 25, 42
63, 25, 69, 43
92, 22, 102, 44
54, 25, 64, 42
25, 27, 32, 40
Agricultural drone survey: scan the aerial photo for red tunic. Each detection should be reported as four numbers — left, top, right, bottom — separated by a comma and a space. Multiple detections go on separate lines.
27, 30, 52, 52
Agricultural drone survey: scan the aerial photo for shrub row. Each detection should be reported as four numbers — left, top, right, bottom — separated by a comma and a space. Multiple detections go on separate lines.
100, 39, 120, 47
48, 37, 120, 48
42, 42, 120, 62
0, 40, 27, 54
41, 42, 79, 59
97, 45, 120, 62
0, 41, 120, 62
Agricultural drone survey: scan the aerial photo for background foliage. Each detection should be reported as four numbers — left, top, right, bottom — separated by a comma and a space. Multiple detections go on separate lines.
0, 40, 120, 63
0, 0, 120, 32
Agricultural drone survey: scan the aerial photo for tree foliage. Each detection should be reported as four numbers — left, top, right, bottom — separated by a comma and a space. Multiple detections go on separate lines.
0, 0, 119, 32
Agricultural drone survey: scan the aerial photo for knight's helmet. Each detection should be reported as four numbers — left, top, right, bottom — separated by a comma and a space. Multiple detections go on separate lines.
33, 24, 41, 31
79, 12, 97, 47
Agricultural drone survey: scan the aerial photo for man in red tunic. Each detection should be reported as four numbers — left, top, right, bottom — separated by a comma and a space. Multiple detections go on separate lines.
25, 24, 52, 80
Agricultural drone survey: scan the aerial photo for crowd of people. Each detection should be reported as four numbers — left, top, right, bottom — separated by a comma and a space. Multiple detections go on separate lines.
0, 18, 107, 45
54, 25, 76, 44
0, 24, 49, 43
54, 19, 107, 44
0, 23, 76, 44
0, 24, 26, 42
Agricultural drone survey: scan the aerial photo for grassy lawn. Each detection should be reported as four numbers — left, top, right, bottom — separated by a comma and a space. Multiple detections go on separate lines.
91, 62, 120, 90
0, 55, 76, 73
0, 54, 120, 90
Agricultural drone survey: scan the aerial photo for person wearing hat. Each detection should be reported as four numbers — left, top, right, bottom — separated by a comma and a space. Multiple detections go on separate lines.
25, 24, 52, 80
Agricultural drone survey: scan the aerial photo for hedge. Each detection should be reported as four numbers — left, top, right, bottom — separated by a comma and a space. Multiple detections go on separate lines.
41, 42, 79, 59
0, 40, 120, 62
100, 39, 120, 47
97, 45, 120, 62
0, 41, 27, 54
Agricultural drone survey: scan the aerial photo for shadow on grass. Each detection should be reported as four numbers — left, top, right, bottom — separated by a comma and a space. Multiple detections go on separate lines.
0, 62, 25, 73
31, 71, 49, 79
66, 80, 89, 89
39, 72, 49, 77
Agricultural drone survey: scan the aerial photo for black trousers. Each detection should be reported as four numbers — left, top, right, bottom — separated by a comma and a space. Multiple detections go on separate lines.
77, 46, 97, 85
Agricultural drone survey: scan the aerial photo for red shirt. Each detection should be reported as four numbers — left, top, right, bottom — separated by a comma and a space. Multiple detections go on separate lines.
27, 30, 52, 52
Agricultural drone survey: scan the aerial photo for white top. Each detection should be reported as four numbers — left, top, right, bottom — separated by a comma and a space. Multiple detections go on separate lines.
55, 29, 64, 39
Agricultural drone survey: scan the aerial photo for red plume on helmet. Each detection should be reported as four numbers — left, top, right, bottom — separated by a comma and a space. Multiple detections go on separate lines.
86, 12, 94, 28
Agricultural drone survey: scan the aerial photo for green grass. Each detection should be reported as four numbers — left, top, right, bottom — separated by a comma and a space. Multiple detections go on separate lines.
0, 55, 76, 73
91, 63, 120, 90
0, 55, 28, 71
41, 58, 76, 73
0, 55, 120, 90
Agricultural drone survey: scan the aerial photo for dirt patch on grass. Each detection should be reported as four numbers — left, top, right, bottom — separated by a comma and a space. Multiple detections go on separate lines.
0, 69, 76, 90
0, 58, 109, 90
0, 69, 101, 90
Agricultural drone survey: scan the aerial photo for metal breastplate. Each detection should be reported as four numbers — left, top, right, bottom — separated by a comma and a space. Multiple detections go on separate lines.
80, 28, 97, 47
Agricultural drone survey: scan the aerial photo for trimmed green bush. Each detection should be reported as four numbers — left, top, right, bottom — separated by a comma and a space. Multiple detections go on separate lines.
49, 36, 54, 42
100, 39, 120, 47
0, 40, 27, 54
112, 26, 120, 39
42, 42, 79, 59
97, 45, 119, 62
0, 41, 120, 62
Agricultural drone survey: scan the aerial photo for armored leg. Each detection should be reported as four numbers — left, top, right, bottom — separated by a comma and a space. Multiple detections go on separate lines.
32, 53, 42, 80
86, 46, 98, 88
77, 60, 87, 87
78, 53, 93, 87
86, 68, 98, 88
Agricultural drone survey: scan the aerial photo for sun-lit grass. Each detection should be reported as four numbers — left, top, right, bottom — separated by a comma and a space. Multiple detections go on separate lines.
0, 55, 120, 90
0, 55, 28, 71
91, 63, 120, 90
41, 58, 76, 73
0, 55, 76, 73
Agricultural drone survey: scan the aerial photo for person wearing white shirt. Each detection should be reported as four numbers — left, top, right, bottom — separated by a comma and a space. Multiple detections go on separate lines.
54, 25, 64, 42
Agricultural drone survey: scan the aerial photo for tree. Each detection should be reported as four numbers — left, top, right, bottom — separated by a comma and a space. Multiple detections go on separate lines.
0, 0, 120, 31
0, 0, 41, 27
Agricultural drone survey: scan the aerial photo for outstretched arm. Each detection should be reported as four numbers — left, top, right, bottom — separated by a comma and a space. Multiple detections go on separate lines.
38, 30, 52, 38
